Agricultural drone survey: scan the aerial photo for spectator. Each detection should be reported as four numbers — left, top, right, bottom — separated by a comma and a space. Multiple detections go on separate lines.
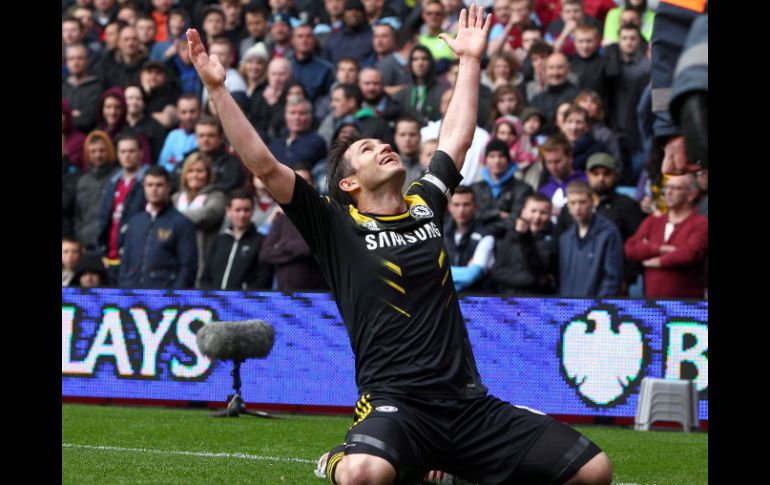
443, 186, 496, 293
569, 23, 608, 102
625, 174, 708, 298
574, 89, 622, 164
158, 94, 201, 173
488, 0, 542, 57
267, 98, 328, 168
561, 105, 607, 172
62, 43, 104, 134
313, 0, 346, 50
324, 0, 375, 67
62, 237, 83, 287
172, 152, 227, 286
150, 0, 174, 42
695, 169, 708, 218
472, 139, 533, 238
247, 57, 293, 139
71, 253, 110, 288
545, 0, 602, 57
119, 166, 197, 289
138, 60, 181, 130
418, 0, 456, 66
359, 67, 400, 124
190, 116, 245, 194
491, 193, 557, 295
165, 37, 203, 97
523, 41, 554, 101
136, 15, 158, 56
266, 12, 294, 60
606, 23, 650, 185
290, 24, 336, 103
95, 87, 153, 166
482, 52, 524, 92
63, 98, 87, 170
200, 189, 274, 290
393, 116, 423, 189
200, 4, 226, 45
249, 174, 283, 235
240, 42, 270, 104
97, 133, 149, 285
530, 52, 580, 130
602, 0, 655, 46
62, 135, 81, 239
75, 131, 118, 251
318, 83, 392, 147
490, 116, 538, 168
558, 179, 623, 297
538, 132, 587, 220
97, 24, 147, 88
124, 84, 168, 163
239, 5, 269, 59
150, 8, 190, 62
371, 21, 397, 63
258, 168, 328, 291
487, 84, 526, 129
393, 45, 447, 125
515, 107, 549, 191
314, 56, 361, 122
220, 0, 246, 47
376, 26, 416, 96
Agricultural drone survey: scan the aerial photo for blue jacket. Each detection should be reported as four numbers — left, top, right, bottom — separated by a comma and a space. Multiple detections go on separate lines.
97, 166, 149, 257
118, 203, 198, 289
268, 132, 327, 168
291, 55, 335, 102
558, 213, 623, 297
323, 25, 376, 67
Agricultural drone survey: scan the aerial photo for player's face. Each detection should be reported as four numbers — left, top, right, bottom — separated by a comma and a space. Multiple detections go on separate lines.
567, 192, 593, 224
521, 200, 551, 233
347, 138, 404, 191
448, 193, 476, 225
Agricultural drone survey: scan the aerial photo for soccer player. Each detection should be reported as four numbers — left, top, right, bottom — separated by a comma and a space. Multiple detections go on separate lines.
186, 4, 612, 484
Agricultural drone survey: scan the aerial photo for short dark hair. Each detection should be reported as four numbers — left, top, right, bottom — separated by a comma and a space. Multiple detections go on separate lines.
62, 15, 83, 29
395, 116, 422, 131
453, 185, 475, 200
244, 4, 269, 18
115, 132, 142, 148
327, 132, 363, 207
336, 56, 360, 70
529, 41, 554, 59
524, 192, 552, 207
145, 165, 170, 181
202, 5, 226, 21
62, 236, 82, 247
563, 105, 589, 124
619, 23, 642, 38
543, 132, 573, 157
334, 83, 363, 108
178, 93, 200, 106
195, 115, 223, 135
227, 188, 254, 206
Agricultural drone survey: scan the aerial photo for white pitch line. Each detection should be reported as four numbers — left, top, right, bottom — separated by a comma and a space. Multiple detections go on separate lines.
62, 443, 316, 464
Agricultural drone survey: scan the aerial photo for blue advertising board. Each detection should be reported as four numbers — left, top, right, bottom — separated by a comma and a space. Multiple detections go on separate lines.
62, 289, 708, 420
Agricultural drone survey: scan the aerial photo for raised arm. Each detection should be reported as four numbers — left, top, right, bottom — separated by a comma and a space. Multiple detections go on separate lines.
437, 4, 492, 170
186, 29, 296, 204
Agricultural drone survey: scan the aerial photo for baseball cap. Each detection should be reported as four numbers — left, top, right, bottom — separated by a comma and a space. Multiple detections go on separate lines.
586, 152, 617, 172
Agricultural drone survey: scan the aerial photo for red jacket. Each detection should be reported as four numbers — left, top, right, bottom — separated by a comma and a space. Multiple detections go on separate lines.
625, 211, 708, 298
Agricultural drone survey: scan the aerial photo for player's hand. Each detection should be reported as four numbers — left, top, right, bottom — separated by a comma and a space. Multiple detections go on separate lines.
439, 4, 492, 62
186, 28, 226, 90
662, 136, 701, 175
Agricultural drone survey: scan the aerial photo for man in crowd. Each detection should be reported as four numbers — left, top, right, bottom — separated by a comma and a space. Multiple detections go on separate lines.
444, 186, 495, 293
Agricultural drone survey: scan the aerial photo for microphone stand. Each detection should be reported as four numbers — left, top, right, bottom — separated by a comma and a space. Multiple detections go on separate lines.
212, 359, 276, 418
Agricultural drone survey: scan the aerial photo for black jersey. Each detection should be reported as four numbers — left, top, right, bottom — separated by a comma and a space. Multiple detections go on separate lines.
281, 150, 487, 399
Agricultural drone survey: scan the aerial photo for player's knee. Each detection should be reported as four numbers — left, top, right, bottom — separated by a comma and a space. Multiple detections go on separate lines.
567, 451, 613, 485
335, 454, 396, 485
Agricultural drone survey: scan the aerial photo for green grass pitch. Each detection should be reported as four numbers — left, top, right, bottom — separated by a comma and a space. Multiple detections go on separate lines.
62, 404, 707, 484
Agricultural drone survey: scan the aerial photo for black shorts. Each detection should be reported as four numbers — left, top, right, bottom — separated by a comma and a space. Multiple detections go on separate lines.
341, 393, 602, 485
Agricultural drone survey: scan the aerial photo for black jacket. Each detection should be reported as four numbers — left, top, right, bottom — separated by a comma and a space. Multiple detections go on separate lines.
471, 177, 533, 238
199, 224, 274, 290
491, 226, 557, 295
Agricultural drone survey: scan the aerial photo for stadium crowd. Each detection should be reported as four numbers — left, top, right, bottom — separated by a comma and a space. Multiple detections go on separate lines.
62, 0, 708, 299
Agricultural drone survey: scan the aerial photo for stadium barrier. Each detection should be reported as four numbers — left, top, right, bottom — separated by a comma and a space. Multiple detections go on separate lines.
62, 288, 707, 426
